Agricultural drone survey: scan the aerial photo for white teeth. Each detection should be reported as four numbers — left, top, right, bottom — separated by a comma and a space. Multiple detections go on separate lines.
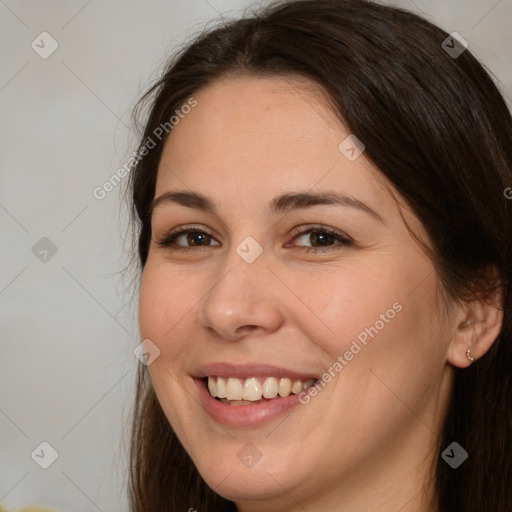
216, 377, 227, 398
243, 377, 262, 401
262, 377, 278, 398
208, 377, 216, 397
303, 379, 314, 390
278, 377, 292, 397
207, 376, 316, 401
226, 377, 244, 400
291, 380, 303, 394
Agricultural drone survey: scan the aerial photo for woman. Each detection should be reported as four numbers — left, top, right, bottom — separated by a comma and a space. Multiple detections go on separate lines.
126, 0, 512, 510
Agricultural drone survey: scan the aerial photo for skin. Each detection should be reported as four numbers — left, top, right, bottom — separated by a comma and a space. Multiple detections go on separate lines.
138, 75, 503, 511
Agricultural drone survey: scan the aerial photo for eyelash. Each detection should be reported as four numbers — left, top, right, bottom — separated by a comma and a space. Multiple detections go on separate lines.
155, 224, 353, 253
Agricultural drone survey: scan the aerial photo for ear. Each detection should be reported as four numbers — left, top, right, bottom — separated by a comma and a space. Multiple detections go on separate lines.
447, 286, 504, 368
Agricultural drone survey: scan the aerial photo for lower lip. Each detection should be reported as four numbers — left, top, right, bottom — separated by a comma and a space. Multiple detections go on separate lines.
194, 378, 305, 428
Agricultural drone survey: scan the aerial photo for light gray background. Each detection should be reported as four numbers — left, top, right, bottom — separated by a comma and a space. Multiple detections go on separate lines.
1, 1, 510, 511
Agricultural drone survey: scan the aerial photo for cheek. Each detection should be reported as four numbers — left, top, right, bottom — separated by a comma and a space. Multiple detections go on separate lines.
345, 268, 445, 414
138, 264, 197, 425
138, 267, 164, 341
310, 256, 439, 373
138, 262, 193, 356
292, 260, 403, 345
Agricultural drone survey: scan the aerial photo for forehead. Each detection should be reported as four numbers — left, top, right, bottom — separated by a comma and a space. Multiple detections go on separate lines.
156, 75, 381, 196
152, 75, 434, 253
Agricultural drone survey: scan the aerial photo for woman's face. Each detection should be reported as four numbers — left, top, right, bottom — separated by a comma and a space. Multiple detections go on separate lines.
139, 75, 456, 509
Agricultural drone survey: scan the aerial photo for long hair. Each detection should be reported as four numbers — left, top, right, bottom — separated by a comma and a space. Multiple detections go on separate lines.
126, 1, 512, 510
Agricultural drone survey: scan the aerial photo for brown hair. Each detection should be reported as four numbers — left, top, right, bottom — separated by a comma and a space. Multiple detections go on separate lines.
126, 0, 512, 510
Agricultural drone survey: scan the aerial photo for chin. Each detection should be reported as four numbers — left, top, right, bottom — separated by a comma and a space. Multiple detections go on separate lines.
192, 448, 299, 501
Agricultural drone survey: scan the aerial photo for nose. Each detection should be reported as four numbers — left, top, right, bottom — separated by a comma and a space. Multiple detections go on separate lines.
197, 246, 284, 341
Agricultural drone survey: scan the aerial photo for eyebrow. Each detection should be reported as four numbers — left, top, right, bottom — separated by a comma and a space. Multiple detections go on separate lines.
151, 190, 384, 223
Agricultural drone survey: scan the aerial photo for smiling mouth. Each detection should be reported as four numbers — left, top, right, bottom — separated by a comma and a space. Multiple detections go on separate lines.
203, 376, 318, 405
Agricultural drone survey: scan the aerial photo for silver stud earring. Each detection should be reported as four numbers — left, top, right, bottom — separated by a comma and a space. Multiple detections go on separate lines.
465, 320, 474, 361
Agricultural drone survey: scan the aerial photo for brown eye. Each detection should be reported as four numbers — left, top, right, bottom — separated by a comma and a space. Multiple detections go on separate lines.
156, 226, 220, 250
289, 226, 353, 252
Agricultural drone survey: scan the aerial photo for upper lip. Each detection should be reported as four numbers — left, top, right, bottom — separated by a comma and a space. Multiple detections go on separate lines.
193, 362, 320, 381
